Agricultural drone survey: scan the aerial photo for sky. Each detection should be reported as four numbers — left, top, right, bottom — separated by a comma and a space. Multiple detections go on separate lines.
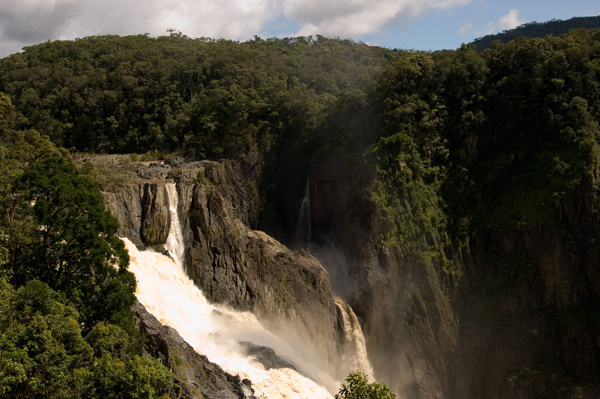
0, 0, 599, 58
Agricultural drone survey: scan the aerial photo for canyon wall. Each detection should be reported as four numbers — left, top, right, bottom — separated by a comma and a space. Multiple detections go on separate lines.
307, 154, 458, 398
304, 153, 600, 399
98, 157, 351, 390
96, 152, 600, 399
449, 193, 600, 398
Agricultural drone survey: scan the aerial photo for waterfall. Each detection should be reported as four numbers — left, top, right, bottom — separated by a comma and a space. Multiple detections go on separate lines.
334, 299, 375, 380
293, 178, 375, 381
164, 183, 185, 268
124, 182, 338, 398
296, 177, 311, 245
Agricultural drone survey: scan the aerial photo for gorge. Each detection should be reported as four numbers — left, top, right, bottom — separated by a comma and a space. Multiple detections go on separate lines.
2, 28, 600, 399
103, 162, 378, 398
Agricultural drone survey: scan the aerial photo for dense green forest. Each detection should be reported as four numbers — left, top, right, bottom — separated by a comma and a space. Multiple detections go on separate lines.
0, 34, 388, 158
0, 95, 175, 398
472, 15, 600, 51
2, 27, 600, 397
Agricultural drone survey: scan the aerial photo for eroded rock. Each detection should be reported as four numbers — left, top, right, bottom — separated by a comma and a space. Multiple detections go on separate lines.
133, 300, 256, 399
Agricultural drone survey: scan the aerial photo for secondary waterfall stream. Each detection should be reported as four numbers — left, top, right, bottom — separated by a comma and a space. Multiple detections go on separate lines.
296, 177, 311, 246
334, 299, 375, 380
125, 183, 337, 398
294, 177, 374, 378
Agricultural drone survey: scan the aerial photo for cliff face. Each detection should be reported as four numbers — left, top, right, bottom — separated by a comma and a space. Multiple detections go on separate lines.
450, 193, 600, 398
305, 153, 600, 399
307, 154, 458, 399
97, 156, 346, 386
133, 300, 256, 399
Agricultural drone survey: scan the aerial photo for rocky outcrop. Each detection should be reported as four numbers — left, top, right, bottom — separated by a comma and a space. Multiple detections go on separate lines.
133, 300, 256, 399
102, 184, 144, 246
140, 184, 170, 245
98, 156, 345, 384
182, 181, 342, 379
238, 341, 297, 371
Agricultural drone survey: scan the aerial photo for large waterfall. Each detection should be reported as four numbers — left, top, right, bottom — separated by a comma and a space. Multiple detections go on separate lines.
124, 183, 336, 398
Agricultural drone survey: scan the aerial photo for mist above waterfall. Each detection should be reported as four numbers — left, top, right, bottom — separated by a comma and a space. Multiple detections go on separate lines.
294, 177, 355, 300
293, 177, 376, 381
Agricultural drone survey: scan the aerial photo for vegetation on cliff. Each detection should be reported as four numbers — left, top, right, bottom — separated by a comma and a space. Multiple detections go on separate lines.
335, 371, 395, 399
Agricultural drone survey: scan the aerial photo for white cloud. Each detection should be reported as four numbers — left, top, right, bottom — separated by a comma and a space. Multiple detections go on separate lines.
458, 22, 472, 35
284, 0, 471, 38
0, 0, 81, 43
476, 10, 526, 37
0, 0, 472, 57
499, 9, 524, 31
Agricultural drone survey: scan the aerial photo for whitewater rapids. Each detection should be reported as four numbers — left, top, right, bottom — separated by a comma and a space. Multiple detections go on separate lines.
124, 238, 334, 398
123, 184, 337, 398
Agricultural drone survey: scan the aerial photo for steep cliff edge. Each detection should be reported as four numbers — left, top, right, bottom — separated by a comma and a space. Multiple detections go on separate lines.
90, 155, 348, 387
306, 153, 458, 398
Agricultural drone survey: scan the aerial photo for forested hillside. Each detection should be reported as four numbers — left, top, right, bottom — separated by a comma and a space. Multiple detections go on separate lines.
2, 27, 600, 398
0, 34, 388, 158
472, 15, 600, 51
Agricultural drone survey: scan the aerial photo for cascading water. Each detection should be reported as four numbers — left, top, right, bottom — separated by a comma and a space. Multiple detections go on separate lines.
124, 183, 337, 398
294, 179, 375, 381
334, 299, 375, 380
296, 177, 311, 246
164, 183, 185, 267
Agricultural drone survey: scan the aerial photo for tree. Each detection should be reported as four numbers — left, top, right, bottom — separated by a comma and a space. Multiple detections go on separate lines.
10, 155, 134, 331
335, 372, 395, 399
0, 278, 175, 399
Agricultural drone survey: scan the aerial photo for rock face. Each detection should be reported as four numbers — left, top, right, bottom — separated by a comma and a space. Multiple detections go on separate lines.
133, 300, 256, 399
449, 194, 600, 399
98, 156, 346, 386
179, 169, 342, 380
140, 183, 170, 245
307, 153, 457, 398
305, 152, 600, 399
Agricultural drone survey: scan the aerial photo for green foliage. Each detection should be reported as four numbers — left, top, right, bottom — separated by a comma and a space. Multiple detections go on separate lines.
10, 155, 134, 331
0, 278, 175, 399
376, 30, 600, 240
0, 95, 174, 398
0, 34, 387, 160
139, 149, 163, 161
335, 371, 395, 399
195, 169, 207, 185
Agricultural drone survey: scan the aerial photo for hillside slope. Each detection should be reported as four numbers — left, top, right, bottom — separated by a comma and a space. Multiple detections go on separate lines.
472, 15, 600, 50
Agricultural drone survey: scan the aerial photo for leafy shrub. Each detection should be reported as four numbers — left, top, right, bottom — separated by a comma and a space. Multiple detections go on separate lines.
335, 372, 395, 399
